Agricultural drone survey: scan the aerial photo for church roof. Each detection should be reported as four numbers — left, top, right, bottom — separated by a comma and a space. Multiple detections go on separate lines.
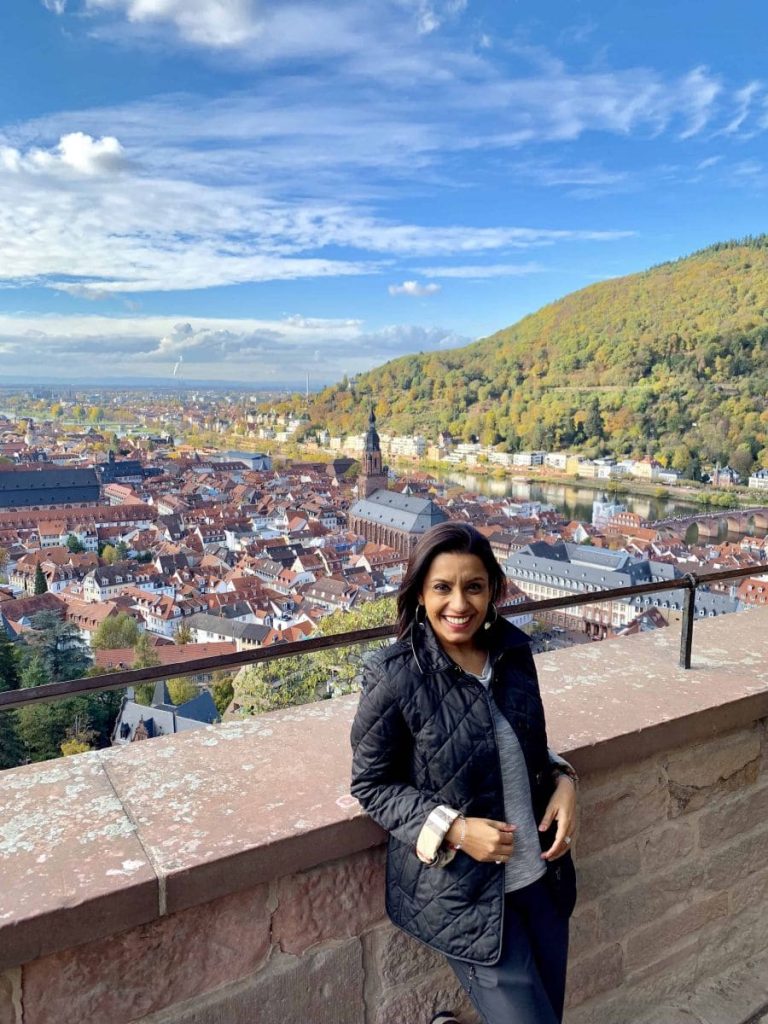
350, 489, 448, 533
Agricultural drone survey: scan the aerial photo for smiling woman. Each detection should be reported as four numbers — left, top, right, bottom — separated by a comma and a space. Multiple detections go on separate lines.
351, 522, 578, 1024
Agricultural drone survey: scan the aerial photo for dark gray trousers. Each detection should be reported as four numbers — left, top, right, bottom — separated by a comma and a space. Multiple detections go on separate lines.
445, 877, 569, 1024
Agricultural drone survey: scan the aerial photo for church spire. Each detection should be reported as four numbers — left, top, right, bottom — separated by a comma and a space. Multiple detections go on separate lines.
364, 406, 380, 453
360, 404, 387, 498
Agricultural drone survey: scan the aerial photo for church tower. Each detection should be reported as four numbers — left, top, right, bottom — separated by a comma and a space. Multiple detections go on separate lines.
360, 407, 388, 498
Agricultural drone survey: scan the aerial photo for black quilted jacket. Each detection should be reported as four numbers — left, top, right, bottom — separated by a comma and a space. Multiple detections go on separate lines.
350, 615, 576, 965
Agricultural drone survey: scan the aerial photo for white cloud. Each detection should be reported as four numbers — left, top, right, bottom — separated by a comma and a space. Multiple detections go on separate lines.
84, 0, 264, 48
0, 312, 467, 382
0, 131, 633, 295
1, 132, 127, 177
388, 280, 441, 296
42, 0, 67, 11
721, 81, 762, 136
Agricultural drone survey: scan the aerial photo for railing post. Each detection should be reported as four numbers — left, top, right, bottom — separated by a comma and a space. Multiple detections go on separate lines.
679, 574, 697, 669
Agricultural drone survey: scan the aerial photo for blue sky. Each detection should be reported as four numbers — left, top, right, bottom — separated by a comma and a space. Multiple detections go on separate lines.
0, 0, 766, 386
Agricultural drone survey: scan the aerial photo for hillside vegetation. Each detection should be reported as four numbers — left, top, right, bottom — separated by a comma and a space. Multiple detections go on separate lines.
282, 237, 768, 476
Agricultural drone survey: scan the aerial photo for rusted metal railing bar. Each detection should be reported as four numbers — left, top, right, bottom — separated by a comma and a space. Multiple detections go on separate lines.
2, 562, 767, 711
679, 576, 698, 670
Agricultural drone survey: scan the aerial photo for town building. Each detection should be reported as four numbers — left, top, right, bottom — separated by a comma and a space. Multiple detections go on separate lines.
748, 468, 768, 491
0, 466, 100, 509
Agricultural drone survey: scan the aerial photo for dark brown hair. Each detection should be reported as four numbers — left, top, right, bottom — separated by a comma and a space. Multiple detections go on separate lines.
396, 521, 507, 638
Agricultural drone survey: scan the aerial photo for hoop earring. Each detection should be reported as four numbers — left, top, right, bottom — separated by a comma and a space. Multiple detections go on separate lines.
483, 603, 499, 631
415, 603, 426, 627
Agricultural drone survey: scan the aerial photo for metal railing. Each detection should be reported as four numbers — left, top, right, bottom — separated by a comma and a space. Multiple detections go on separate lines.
1, 562, 766, 712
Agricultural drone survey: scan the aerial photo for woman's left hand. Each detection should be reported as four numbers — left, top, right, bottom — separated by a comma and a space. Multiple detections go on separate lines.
538, 775, 577, 861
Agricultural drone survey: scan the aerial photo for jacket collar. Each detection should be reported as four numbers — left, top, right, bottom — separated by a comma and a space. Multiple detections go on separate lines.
409, 613, 530, 675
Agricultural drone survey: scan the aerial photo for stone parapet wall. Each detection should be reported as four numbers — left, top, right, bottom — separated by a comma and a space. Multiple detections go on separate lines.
2, 611, 768, 1023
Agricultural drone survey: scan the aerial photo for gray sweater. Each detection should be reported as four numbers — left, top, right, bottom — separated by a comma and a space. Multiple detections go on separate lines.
471, 658, 547, 893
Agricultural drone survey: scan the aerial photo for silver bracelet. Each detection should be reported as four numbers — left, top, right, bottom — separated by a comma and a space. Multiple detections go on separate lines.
454, 814, 467, 851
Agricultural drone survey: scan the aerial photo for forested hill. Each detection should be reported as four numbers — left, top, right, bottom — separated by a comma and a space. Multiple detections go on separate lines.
287, 237, 768, 476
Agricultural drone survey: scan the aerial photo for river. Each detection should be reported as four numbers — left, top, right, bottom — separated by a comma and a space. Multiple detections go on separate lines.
434, 470, 702, 521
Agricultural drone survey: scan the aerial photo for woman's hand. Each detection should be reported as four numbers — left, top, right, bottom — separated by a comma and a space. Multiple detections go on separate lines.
539, 776, 577, 861
445, 817, 517, 863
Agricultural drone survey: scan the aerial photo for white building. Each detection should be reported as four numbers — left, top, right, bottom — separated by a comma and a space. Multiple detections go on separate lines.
513, 451, 546, 467
545, 452, 569, 470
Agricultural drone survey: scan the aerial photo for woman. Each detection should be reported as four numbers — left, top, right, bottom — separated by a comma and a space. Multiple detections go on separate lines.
350, 522, 577, 1024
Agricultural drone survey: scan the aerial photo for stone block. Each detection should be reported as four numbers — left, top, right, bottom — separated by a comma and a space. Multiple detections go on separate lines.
624, 893, 729, 972
576, 838, 642, 903
143, 940, 365, 1024
693, 893, 768, 982
665, 729, 761, 817
363, 921, 444, 990
665, 729, 761, 789
686, 954, 768, 1024
703, 827, 768, 891
564, 943, 623, 1009
569, 904, 599, 957
639, 821, 695, 865
372, 966, 480, 1024
0, 753, 157, 971
577, 765, 668, 857
597, 857, 705, 942
272, 847, 386, 955
729, 865, 768, 917
624, 935, 700, 987
22, 883, 271, 1024
0, 970, 20, 1024
697, 782, 768, 849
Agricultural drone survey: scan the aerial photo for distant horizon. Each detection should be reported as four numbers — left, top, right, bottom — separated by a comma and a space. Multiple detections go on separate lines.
3, 1, 768, 384
0, 377, 315, 394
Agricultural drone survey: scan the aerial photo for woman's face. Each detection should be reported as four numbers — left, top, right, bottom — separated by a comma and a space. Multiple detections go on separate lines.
418, 551, 491, 655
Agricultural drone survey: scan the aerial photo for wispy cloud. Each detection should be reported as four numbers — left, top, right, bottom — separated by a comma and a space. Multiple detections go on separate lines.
418, 262, 544, 279
721, 81, 762, 135
0, 130, 633, 295
388, 280, 441, 296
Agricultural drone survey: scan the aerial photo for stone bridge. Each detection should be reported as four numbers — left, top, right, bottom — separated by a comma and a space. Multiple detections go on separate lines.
653, 506, 768, 540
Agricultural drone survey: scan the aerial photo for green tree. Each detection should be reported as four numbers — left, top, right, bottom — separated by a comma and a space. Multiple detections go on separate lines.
0, 629, 23, 770
24, 611, 91, 682
234, 597, 396, 714
101, 545, 118, 565
34, 563, 48, 595
133, 632, 160, 669
173, 621, 193, 645
14, 659, 119, 763
66, 534, 86, 554
166, 677, 198, 706
0, 627, 20, 691
132, 633, 160, 705
61, 738, 91, 756
92, 613, 141, 651
730, 444, 756, 478
19, 652, 50, 689
211, 673, 234, 716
